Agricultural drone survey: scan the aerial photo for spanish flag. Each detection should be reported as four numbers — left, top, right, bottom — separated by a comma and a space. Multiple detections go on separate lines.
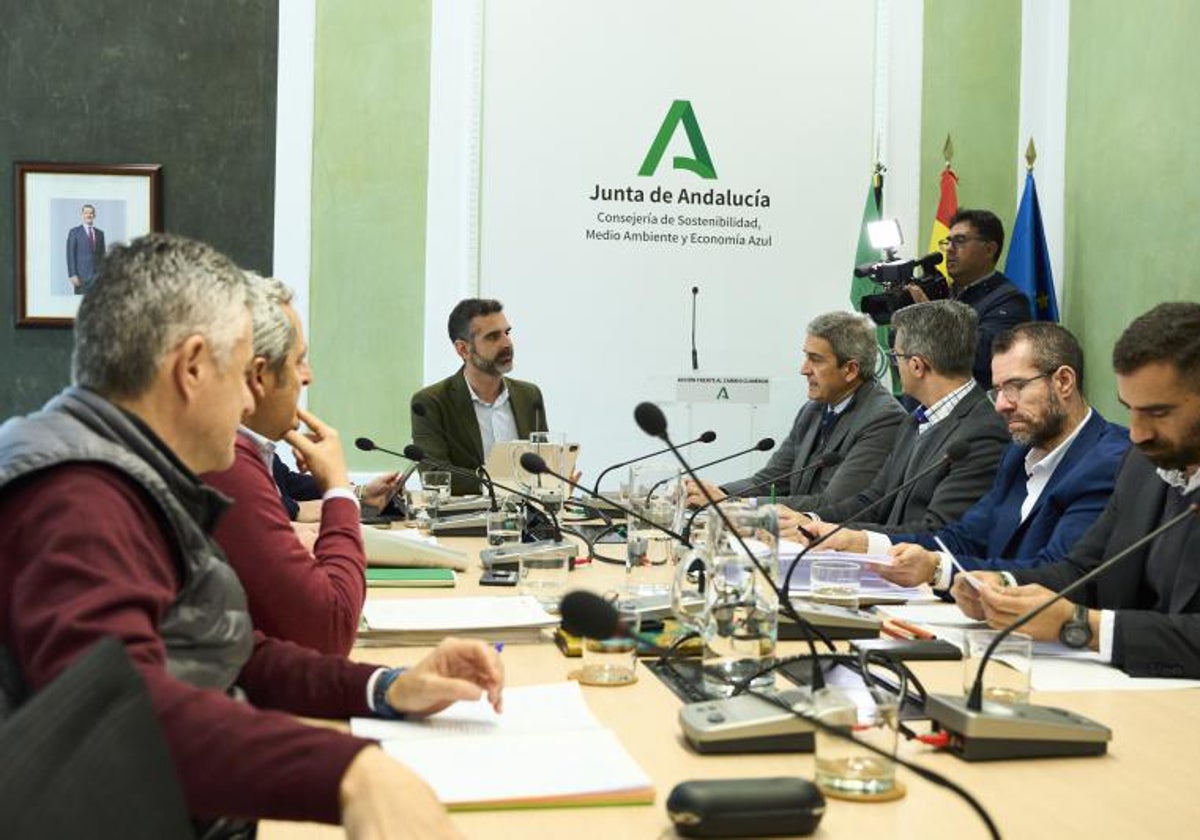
926, 166, 958, 280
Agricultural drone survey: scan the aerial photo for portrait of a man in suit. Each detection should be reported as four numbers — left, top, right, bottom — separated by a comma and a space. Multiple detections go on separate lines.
66, 203, 106, 295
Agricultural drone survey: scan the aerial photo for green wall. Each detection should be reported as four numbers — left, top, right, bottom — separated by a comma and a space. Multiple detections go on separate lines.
1064, 0, 1200, 419
310, 0, 432, 469
920, 0, 1022, 253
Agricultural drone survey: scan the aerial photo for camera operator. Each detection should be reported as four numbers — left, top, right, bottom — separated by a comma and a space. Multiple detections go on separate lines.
907, 208, 1029, 389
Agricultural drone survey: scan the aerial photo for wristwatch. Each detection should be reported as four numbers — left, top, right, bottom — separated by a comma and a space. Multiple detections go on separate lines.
1059, 603, 1093, 649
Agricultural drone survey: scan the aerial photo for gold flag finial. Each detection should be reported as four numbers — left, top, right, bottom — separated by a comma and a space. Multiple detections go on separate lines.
942, 134, 955, 168
1025, 137, 1038, 171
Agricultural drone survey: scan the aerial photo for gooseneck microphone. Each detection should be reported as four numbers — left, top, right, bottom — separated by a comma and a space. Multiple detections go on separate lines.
923, 499, 1200, 762
558, 590, 1000, 839
519, 452, 690, 548
647, 437, 775, 502
781, 439, 972, 596
682, 451, 845, 542
690, 285, 700, 371
591, 430, 717, 495
632, 401, 832, 689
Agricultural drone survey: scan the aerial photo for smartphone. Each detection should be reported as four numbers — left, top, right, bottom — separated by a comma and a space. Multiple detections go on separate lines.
850, 637, 962, 661
479, 568, 519, 587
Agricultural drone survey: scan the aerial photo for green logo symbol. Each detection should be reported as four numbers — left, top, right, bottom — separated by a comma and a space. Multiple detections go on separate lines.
716, 386, 730, 400
638, 100, 717, 179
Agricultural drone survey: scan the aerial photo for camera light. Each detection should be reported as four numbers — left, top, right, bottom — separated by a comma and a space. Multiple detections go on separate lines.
867, 219, 903, 251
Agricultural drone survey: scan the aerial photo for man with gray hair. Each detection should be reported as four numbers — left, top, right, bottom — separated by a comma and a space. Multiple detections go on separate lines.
786, 299, 1009, 539
0, 233, 502, 836
685, 310, 906, 509
202, 274, 401, 655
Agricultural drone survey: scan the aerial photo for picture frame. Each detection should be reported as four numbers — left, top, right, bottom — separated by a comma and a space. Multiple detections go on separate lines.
14, 162, 163, 327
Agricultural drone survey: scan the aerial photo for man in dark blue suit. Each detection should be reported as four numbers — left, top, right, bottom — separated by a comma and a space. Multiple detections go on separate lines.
816, 322, 1128, 589
66, 204, 106, 295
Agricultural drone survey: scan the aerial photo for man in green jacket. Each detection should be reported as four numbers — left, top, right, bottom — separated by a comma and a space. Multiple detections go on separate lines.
412, 298, 547, 494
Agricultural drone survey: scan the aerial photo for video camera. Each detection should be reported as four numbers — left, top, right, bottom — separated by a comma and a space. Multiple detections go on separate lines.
856, 252, 949, 325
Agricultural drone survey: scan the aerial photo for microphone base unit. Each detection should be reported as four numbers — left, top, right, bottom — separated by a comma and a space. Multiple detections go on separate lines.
435, 494, 493, 514
781, 602, 882, 640
925, 692, 1111, 761
429, 511, 488, 537
479, 539, 573, 571
679, 689, 815, 754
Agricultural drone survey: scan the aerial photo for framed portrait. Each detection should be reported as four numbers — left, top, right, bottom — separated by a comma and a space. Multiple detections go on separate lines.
14, 162, 163, 327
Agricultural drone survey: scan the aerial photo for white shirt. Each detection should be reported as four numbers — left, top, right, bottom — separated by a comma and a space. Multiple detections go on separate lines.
918, 379, 976, 435
238, 425, 356, 506
466, 375, 519, 459
1021, 408, 1093, 521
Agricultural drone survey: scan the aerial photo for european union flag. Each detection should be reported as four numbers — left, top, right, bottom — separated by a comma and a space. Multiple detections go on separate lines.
1005, 171, 1059, 321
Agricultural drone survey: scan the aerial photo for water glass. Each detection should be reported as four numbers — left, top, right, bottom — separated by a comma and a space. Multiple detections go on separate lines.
518, 542, 572, 611
813, 686, 899, 798
962, 630, 1033, 705
809, 559, 861, 610
485, 502, 524, 547
579, 597, 641, 686
421, 470, 452, 504
625, 462, 684, 597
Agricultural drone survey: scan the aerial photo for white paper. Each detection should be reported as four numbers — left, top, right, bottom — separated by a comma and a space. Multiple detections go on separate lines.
362, 527, 469, 570
352, 683, 653, 806
361, 596, 558, 632
879, 604, 987, 627
1030, 657, 1200, 692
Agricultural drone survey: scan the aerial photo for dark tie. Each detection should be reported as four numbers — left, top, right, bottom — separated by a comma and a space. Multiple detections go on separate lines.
912, 406, 930, 428
87, 227, 95, 250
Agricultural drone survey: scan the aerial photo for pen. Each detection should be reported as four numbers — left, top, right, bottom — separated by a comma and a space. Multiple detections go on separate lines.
934, 535, 984, 591
886, 617, 936, 640
493, 643, 504, 654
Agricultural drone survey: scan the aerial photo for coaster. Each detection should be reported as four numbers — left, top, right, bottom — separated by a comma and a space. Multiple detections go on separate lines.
568, 668, 638, 687
817, 779, 907, 803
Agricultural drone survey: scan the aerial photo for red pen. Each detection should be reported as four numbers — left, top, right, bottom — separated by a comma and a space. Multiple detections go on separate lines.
886, 617, 936, 640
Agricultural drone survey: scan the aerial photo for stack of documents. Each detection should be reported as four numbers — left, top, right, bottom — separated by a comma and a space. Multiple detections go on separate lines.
362, 526, 469, 570
359, 596, 559, 645
351, 683, 654, 809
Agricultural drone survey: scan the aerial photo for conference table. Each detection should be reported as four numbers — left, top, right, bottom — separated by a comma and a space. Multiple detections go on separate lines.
262, 532, 1200, 839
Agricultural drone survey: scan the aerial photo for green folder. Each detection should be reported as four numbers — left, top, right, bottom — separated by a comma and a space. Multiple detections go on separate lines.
366, 567, 457, 588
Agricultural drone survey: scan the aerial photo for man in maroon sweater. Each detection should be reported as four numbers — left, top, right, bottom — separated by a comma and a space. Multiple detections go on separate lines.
203, 274, 397, 654
0, 234, 502, 837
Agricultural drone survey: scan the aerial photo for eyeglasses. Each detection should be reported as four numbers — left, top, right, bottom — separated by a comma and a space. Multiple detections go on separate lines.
986, 373, 1051, 405
937, 235, 989, 251
887, 351, 919, 363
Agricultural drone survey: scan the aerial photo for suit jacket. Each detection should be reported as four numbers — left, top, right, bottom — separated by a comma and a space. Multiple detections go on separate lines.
889, 410, 1130, 571
721, 379, 906, 510
65, 225, 106, 293
954, 271, 1030, 389
813, 384, 1009, 533
411, 369, 547, 495
271, 453, 323, 520
1017, 450, 1200, 678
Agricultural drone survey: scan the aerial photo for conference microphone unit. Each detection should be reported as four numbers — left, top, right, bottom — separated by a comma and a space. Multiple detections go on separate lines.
774, 440, 971, 646
591, 430, 717, 495
926, 500, 1200, 762
690, 285, 700, 371
559, 590, 818, 754
649, 436, 775, 503
682, 451, 844, 542
632, 401, 834, 689
520, 452, 691, 548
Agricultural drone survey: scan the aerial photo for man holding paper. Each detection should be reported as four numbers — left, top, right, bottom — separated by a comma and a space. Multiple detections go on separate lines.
809, 323, 1129, 589
953, 303, 1200, 678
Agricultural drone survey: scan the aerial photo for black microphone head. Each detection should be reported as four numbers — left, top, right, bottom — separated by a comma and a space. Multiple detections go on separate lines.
520, 452, 548, 474
402, 444, 425, 461
634, 402, 669, 438
692, 285, 699, 294
699, 430, 717, 443
820, 450, 844, 467
354, 437, 376, 452
559, 591, 619, 638
411, 401, 427, 417
756, 437, 776, 452
945, 440, 971, 462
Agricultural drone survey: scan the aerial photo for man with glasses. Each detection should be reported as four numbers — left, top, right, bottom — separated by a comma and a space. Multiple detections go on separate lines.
779, 300, 1009, 540
811, 323, 1129, 589
953, 303, 1200, 678
913, 209, 1030, 389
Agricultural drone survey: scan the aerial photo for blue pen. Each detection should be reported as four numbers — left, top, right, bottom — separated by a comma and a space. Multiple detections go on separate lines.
493, 642, 504, 654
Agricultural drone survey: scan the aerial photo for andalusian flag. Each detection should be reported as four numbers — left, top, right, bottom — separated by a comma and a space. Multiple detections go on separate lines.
927, 165, 958, 280
1005, 169, 1059, 321
849, 164, 893, 385
850, 165, 884, 310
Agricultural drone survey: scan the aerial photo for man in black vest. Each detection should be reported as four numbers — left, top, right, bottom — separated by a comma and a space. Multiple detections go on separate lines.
954, 302, 1200, 678
910, 208, 1030, 389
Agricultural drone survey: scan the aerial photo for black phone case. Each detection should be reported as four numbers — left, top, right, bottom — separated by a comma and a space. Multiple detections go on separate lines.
667, 777, 825, 838
851, 637, 963, 661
